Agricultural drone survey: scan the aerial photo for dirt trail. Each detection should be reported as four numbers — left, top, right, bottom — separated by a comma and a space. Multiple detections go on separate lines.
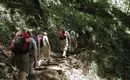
0, 49, 105, 80
1, 49, 102, 80
32, 52, 89, 80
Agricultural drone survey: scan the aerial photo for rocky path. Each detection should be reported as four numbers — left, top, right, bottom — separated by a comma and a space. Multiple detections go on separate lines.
0, 50, 103, 80
32, 53, 89, 80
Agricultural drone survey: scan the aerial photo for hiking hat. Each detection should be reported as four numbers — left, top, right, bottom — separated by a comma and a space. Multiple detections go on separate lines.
43, 32, 47, 35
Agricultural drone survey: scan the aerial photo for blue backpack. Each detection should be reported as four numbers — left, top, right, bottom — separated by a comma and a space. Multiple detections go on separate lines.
32, 34, 37, 42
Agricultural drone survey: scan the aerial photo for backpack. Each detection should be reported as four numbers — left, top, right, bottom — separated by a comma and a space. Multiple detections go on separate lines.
32, 34, 37, 42
58, 31, 66, 40
10, 31, 30, 53
37, 34, 44, 47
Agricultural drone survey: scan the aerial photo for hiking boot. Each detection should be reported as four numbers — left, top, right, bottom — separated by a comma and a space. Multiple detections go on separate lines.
62, 51, 67, 57
62, 55, 66, 58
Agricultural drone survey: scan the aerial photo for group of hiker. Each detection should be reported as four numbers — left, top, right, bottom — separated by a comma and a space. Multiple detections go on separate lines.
57, 27, 79, 57
9, 27, 79, 80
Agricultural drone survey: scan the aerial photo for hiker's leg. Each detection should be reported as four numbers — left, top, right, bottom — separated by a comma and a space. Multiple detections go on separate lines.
30, 61, 34, 74
60, 40, 65, 56
72, 41, 76, 53
19, 71, 27, 80
37, 48, 40, 59
14, 53, 29, 80
75, 40, 78, 49
62, 39, 68, 57
47, 48, 51, 62
38, 40, 41, 59
67, 40, 71, 53
44, 46, 50, 62
41, 47, 45, 59
42, 46, 47, 61
30, 55, 35, 74
62, 46, 68, 57
59, 40, 63, 53
34, 51, 37, 68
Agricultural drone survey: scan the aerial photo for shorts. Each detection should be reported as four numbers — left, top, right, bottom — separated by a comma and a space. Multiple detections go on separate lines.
14, 53, 29, 73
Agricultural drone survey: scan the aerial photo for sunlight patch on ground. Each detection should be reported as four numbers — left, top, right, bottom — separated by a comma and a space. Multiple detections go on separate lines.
66, 68, 88, 80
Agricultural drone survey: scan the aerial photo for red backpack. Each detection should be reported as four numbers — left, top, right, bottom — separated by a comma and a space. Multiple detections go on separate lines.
37, 34, 44, 47
10, 31, 30, 53
58, 31, 67, 40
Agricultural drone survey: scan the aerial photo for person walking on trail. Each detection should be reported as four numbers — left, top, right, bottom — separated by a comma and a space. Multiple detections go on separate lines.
37, 32, 51, 63
58, 27, 71, 57
37, 32, 44, 59
27, 31, 37, 76
9, 31, 30, 80
84, 27, 93, 46
70, 30, 78, 54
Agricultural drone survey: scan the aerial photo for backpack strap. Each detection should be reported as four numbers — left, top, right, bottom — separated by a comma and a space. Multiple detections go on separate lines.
23, 38, 30, 50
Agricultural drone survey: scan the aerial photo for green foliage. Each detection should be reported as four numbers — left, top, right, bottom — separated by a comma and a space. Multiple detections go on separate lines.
0, 0, 130, 80
0, 24, 12, 44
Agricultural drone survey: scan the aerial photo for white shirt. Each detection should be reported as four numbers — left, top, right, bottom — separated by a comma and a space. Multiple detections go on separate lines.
42, 35, 49, 47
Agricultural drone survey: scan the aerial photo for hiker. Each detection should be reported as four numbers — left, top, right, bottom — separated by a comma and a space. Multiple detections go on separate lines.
84, 27, 93, 45
69, 30, 78, 53
9, 31, 30, 80
37, 32, 51, 63
42, 32, 51, 62
58, 27, 71, 57
27, 31, 37, 76
37, 32, 44, 59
